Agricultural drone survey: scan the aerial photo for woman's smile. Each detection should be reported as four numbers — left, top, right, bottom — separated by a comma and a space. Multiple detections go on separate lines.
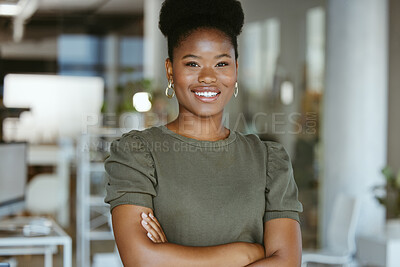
191, 86, 221, 103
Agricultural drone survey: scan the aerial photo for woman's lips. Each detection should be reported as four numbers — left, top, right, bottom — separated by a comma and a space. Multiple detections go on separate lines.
192, 91, 221, 102
191, 87, 221, 103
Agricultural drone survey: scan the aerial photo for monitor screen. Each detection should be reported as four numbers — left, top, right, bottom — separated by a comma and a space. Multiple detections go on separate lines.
0, 142, 27, 219
2, 74, 104, 144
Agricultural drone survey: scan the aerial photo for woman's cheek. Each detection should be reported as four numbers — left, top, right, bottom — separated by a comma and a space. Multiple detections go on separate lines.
174, 69, 196, 82
219, 72, 237, 85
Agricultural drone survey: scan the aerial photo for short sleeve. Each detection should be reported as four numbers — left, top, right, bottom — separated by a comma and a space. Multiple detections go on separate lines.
263, 141, 303, 223
104, 132, 157, 212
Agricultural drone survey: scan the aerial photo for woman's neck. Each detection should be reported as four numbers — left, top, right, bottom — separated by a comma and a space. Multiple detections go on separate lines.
165, 115, 229, 141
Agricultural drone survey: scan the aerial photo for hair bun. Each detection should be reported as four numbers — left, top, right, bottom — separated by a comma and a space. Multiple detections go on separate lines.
159, 0, 244, 38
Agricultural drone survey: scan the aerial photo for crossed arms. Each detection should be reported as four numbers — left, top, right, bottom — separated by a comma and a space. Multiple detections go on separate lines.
112, 204, 301, 267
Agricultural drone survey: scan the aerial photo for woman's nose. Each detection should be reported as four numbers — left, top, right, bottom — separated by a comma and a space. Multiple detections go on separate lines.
198, 67, 217, 84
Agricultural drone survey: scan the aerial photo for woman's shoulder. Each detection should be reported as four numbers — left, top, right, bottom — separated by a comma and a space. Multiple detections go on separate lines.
234, 130, 263, 145
106, 128, 156, 174
234, 131, 290, 161
234, 131, 282, 149
112, 126, 160, 145
108, 127, 158, 157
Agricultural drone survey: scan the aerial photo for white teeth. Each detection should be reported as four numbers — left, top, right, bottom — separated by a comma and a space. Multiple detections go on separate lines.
194, 91, 218, 97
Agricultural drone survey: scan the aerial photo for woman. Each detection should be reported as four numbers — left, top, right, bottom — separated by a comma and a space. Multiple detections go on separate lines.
105, 0, 303, 266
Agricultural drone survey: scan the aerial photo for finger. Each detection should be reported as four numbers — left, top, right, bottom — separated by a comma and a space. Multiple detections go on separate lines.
149, 213, 168, 242
145, 219, 166, 243
147, 232, 161, 244
142, 216, 163, 240
148, 213, 162, 228
146, 232, 157, 243
141, 213, 163, 238
161, 234, 168, 243
142, 213, 163, 235
141, 219, 162, 242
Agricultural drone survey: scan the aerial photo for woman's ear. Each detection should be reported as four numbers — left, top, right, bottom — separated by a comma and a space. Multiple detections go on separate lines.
165, 58, 173, 81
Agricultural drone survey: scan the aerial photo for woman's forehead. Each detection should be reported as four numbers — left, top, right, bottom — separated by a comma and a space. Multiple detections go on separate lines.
175, 28, 235, 58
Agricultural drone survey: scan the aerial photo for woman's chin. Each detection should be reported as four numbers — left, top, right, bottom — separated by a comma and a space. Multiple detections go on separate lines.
193, 108, 224, 118
178, 99, 226, 118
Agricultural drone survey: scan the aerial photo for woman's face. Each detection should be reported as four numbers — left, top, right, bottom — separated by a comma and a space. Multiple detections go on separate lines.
165, 28, 238, 118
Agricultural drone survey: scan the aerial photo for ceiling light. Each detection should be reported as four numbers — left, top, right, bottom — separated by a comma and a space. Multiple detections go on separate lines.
280, 81, 294, 105
133, 92, 152, 112
0, 4, 21, 16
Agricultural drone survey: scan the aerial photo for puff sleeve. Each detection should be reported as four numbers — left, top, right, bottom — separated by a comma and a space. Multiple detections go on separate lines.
104, 132, 157, 212
263, 141, 303, 223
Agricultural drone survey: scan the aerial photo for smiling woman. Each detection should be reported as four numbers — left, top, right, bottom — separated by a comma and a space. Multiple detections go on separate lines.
165, 28, 237, 121
104, 0, 303, 266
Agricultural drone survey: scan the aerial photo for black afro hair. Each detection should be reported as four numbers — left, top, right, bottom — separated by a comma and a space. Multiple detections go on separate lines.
159, 0, 245, 61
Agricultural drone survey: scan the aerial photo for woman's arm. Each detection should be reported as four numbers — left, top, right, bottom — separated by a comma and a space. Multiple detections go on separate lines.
245, 218, 302, 267
112, 204, 265, 267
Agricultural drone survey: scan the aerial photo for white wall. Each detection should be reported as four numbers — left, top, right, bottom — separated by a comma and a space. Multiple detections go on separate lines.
322, 0, 388, 243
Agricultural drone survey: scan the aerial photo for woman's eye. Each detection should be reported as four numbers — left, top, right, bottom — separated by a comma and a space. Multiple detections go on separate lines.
216, 62, 229, 67
185, 62, 199, 67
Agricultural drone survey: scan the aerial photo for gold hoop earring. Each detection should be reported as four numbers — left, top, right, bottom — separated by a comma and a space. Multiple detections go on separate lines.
165, 80, 175, 98
234, 82, 239, 98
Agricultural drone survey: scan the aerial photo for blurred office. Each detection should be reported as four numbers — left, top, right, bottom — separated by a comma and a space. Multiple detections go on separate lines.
0, 0, 399, 266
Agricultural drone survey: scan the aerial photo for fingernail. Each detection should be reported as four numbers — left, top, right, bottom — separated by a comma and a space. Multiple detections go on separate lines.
149, 213, 154, 219
141, 220, 148, 225
141, 212, 148, 218
147, 232, 153, 239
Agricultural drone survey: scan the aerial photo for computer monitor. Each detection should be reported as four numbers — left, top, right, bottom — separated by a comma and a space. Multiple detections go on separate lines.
0, 142, 27, 219
3, 74, 104, 143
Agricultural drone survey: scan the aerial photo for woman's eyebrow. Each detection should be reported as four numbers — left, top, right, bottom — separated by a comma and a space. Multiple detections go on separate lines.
215, 53, 231, 59
182, 54, 200, 59
181, 53, 232, 60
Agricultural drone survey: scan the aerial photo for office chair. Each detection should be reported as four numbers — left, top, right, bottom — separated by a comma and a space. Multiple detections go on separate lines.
302, 193, 361, 267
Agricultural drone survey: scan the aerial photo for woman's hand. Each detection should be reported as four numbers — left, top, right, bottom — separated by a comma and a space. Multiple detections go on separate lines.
140, 212, 168, 243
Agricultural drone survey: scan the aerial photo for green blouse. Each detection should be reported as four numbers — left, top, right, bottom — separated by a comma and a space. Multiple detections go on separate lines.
104, 125, 303, 246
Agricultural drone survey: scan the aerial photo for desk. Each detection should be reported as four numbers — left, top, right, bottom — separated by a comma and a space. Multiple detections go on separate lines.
0, 217, 72, 267
357, 234, 400, 267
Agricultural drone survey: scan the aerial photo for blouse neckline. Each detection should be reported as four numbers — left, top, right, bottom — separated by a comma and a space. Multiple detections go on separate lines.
157, 124, 237, 147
